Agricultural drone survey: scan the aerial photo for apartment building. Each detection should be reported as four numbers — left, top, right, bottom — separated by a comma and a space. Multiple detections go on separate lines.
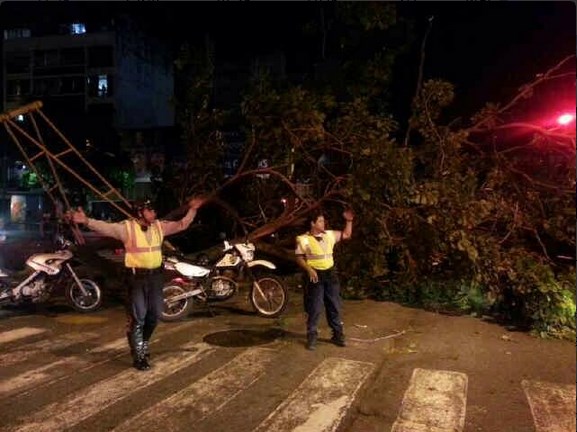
0, 6, 175, 228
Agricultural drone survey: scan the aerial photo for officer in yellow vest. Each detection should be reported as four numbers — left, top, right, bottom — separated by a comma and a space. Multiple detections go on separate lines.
69, 196, 205, 370
295, 208, 354, 350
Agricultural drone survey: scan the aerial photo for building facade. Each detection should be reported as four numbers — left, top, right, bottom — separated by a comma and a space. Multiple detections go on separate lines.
0, 7, 175, 228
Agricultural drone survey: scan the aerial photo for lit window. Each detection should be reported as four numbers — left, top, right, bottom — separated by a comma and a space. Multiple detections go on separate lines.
70, 23, 86, 35
16, 115, 24, 122
98, 75, 108, 97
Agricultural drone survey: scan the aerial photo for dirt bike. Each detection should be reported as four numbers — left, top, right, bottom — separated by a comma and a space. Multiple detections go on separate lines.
161, 239, 288, 321
0, 235, 103, 313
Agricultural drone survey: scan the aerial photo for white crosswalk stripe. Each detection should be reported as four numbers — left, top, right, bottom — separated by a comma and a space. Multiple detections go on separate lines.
522, 379, 576, 432
0, 331, 99, 366
252, 357, 374, 432
391, 368, 468, 432
6, 342, 215, 432
113, 347, 278, 432
0, 320, 201, 400
0, 337, 126, 399
0, 355, 90, 398
0, 327, 46, 345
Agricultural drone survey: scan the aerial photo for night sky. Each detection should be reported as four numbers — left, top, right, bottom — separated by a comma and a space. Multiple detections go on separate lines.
0, 1, 575, 121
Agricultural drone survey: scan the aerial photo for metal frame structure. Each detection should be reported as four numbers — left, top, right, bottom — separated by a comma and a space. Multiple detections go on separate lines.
0, 101, 133, 243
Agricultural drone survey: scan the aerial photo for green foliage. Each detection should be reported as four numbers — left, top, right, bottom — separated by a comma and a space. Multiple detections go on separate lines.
171, 6, 575, 339
335, 76, 575, 338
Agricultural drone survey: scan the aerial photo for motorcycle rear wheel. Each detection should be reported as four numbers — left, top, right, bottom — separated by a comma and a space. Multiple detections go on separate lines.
250, 275, 288, 318
66, 279, 103, 312
161, 284, 192, 322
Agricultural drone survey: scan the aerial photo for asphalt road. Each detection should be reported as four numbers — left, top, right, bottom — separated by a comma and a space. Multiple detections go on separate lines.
0, 289, 574, 432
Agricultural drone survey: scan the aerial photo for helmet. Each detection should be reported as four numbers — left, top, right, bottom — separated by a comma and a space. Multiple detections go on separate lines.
132, 198, 154, 215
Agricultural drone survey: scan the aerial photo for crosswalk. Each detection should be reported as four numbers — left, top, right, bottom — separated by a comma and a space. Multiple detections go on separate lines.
391, 368, 467, 432
0, 324, 574, 432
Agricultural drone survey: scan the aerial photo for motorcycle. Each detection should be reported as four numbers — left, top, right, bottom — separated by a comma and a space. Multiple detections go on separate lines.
0, 235, 103, 313
161, 238, 288, 321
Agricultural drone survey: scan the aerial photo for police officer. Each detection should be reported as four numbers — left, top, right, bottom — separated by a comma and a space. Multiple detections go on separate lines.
295, 208, 354, 350
69, 196, 205, 370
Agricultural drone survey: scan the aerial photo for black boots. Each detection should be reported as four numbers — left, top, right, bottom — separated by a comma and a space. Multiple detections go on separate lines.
330, 332, 346, 347
133, 353, 151, 371
306, 333, 317, 351
128, 325, 151, 371
142, 340, 150, 360
305, 331, 346, 350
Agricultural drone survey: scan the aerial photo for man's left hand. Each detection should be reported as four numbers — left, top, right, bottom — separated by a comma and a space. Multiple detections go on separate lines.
343, 208, 354, 222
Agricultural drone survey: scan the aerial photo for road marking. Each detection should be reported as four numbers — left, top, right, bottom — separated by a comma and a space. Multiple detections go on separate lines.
54, 315, 108, 324
0, 320, 210, 399
0, 327, 46, 345
0, 356, 89, 398
113, 347, 278, 432
522, 380, 576, 432
391, 368, 468, 432
252, 357, 374, 432
6, 342, 215, 432
0, 336, 127, 399
0, 332, 99, 366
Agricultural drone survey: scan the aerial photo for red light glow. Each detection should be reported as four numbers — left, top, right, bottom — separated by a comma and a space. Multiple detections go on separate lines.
556, 113, 575, 125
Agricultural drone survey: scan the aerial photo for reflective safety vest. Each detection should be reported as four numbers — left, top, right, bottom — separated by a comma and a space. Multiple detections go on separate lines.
296, 230, 336, 270
124, 219, 163, 269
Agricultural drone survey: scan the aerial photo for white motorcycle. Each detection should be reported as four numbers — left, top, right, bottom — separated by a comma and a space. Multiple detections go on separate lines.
0, 235, 103, 313
162, 239, 288, 321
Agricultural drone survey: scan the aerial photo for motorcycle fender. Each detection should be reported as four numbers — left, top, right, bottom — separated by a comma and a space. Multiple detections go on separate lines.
247, 260, 276, 270
169, 277, 189, 286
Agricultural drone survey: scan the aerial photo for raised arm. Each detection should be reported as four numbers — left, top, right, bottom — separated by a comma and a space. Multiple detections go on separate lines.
68, 207, 127, 242
339, 208, 354, 241
161, 196, 207, 237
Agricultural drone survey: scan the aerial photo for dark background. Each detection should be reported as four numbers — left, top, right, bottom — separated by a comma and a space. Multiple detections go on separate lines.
1, 1, 575, 121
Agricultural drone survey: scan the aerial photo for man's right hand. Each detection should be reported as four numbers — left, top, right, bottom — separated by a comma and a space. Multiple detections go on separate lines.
307, 268, 319, 283
68, 207, 88, 225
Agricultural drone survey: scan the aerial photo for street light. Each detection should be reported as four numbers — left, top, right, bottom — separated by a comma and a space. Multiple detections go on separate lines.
556, 113, 575, 126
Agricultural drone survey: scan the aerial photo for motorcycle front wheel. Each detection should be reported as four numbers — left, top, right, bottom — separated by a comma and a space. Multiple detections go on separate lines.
161, 284, 192, 322
66, 279, 103, 312
250, 275, 288, 318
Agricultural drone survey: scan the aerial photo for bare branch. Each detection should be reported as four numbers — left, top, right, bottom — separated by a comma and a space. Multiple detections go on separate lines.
403, 15, 435, 148
469, 55, 576, 132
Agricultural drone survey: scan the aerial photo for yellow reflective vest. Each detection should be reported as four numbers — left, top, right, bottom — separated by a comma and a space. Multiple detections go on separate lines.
296, 230, 336, 270
124, 219, 163, 269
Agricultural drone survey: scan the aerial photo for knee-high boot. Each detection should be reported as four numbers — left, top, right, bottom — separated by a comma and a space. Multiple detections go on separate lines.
129, 324, 150, 371
126, 332, 135, 358
142, 322, 156, 360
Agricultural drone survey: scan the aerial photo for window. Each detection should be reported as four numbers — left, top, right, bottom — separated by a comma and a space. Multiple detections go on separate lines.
88, 75, 112, 97
3, 28, 31, 40
98, 75, 108, 96
34, 50, 59, 67
70, 23, 86, 35
6, 79, 31, 96
5, 52, 31, 73
34, 78, 60, 96
61, 48, 85, 65
60, 77, 84, 94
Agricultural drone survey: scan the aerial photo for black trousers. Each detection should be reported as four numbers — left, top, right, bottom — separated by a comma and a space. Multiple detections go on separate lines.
125, 270, 164, 357
303, 268, 344, 338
